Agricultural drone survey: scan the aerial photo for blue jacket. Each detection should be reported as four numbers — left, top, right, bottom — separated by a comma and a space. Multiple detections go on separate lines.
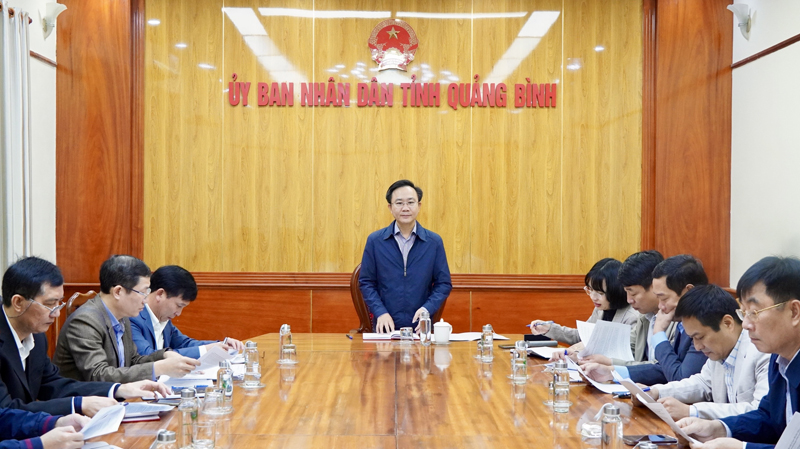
626, 326, 707, 385
720, 353, 800, 449
359, 221, 452, 329
0, 408, 59, 449
130, 308, 216, 359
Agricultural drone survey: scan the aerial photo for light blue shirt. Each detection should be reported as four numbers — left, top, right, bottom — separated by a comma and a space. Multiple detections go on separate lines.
100, 300, 125, 368
393, 222, 417, 269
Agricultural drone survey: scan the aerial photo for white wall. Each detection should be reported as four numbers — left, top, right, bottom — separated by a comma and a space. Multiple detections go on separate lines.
729, 0, 800, 285
10, 0, 57, 263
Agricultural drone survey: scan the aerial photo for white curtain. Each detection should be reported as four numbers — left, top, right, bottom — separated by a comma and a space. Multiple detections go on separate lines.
0, 3, 32, 272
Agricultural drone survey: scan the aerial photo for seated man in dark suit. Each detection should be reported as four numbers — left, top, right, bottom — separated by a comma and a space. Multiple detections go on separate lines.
130, 265, 243, 358
678, 256, 800, 449
583, 254, 709, 385
0, 407, 88, 449
54, 255, 199, 383
0, 257, 169, 416
359, 180, 452, 333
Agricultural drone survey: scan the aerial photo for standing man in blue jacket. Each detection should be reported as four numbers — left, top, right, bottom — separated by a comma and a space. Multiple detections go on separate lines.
359, 180, 452, 333
678, 256, 800, 449
130, 265, 244, 358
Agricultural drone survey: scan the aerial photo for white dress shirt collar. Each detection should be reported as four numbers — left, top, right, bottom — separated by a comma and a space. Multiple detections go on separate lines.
2, 307, 35, 370
146, 304, 168, 350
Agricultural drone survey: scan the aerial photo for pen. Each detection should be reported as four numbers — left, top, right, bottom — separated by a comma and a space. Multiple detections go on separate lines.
345, 334, 353, 340
526, 320, 554, 328
223, 337, 228, 345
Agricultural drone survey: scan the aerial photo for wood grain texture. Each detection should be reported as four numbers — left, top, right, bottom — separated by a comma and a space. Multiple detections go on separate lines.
560, 0, 643, 272
171, 288, 312, 337
56, 0, 138, 282
472, 290, 593, 334
654, 0, 732, 284
92, 333, 672, 448
141, 0, 644, 275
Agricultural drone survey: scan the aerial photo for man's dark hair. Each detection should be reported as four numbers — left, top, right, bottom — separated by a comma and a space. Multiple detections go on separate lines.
652, 254, 709, 295
675, 284, 741, 331
585, 258, 628, 310
617, 250, 664, 289
151, 265, 198, 302
2, 257, 64, 307
99, 255, 151, 294
385, 180, 423, 203
737, 256, 800, 306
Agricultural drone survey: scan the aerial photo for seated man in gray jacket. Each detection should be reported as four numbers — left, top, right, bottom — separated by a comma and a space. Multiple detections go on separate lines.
54, 255, 199, 383
633, 284, 769, 420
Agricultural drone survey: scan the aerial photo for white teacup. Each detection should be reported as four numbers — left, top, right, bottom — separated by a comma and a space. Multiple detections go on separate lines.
433, 319, 452, 344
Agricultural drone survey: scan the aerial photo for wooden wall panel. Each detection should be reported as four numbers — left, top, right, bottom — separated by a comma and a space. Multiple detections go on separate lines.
312, 0, 472, 273
654, 0, 732, 284
172, 289, 312, 339
56, 0, 138, 282
141, 0, 644, 275
311, 289, 360, 333
561, 0, 643, 272
472, 290, 592, 334
470, 0, 563, 274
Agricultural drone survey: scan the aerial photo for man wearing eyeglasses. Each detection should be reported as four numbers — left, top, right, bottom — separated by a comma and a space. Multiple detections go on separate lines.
0, 257, 170, 417
359, 179, 452, 333
130, 265, 244, 358
54, 255, 200, 383
678, 256, 800, 449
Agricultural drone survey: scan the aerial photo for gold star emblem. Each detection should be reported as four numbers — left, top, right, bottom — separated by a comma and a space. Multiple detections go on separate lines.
386, 27, 399, 39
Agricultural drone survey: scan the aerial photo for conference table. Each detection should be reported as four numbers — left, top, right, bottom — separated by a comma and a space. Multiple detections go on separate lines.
92, 334, 674, 448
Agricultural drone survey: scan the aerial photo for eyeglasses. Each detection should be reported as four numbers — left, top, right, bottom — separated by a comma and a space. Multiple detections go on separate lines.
129, 288, 151, 297
28, 298, 65, 317
392, 200, 418, 208
735, 301, 785, 322
584, 286, 606, 298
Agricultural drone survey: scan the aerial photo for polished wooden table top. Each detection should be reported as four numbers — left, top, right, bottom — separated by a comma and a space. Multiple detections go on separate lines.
93, 334, 673, 448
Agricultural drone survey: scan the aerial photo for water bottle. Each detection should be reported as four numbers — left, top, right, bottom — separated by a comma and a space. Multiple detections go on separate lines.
155, 429, 177, 449
553, 360, 570, 413
480, 324, 494, 362
511, 340, 527, 384
217, 360, 234, 413
244, 341, 261, 388
278, 324, 293, 364
177, 388, 198, 449
601, 404, 623, 449
418, 310, 432, 346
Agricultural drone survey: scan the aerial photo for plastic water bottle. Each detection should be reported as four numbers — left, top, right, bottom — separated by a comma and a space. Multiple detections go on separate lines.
278, 324, 293, 364
217, 360, 234, 413
155, 429, 177, 449
177, 388, 198, 449
244, 341, 261, 387
418, 310, 432, 346
601, 404, 623, 449
553, 360, 570, 413
480, 324, 494, 362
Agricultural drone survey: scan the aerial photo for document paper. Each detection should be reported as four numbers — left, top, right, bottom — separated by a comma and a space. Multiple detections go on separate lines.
195, 345, 234, 371
81, 404, 125, 440
569, 358, 628, 394
615, 374, 700, 444
448, 332, 509, 342
580, 320, 634, 361
776, 412, 800, 449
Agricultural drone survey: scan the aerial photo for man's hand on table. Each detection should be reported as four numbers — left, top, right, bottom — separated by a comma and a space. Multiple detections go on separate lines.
376, 313, 395, 333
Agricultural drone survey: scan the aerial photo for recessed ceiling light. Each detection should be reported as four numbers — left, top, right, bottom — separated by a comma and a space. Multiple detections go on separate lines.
147, 19, 161, 26
175, 43, 187, 49
198, 63, 215, 69
594, 45, 605, 52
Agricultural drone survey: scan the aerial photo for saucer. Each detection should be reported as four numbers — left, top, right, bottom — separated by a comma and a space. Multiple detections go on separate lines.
240, 383, 265, 390
433, 340, 450, 345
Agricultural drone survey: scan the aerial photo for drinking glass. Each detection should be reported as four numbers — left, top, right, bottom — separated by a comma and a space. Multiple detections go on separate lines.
279, 343, 298, 365
193, 422, 215, 448
399, 327, 413, 345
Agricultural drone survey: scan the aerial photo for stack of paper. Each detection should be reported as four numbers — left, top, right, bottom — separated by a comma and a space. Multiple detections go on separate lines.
448, 332, 509, 342
120, 403, 174, 423
577, 320, 634, 361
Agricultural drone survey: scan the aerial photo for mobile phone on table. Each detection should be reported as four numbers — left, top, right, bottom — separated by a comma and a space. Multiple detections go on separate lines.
498, 344, 515, 349
622, 434, 679, 446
